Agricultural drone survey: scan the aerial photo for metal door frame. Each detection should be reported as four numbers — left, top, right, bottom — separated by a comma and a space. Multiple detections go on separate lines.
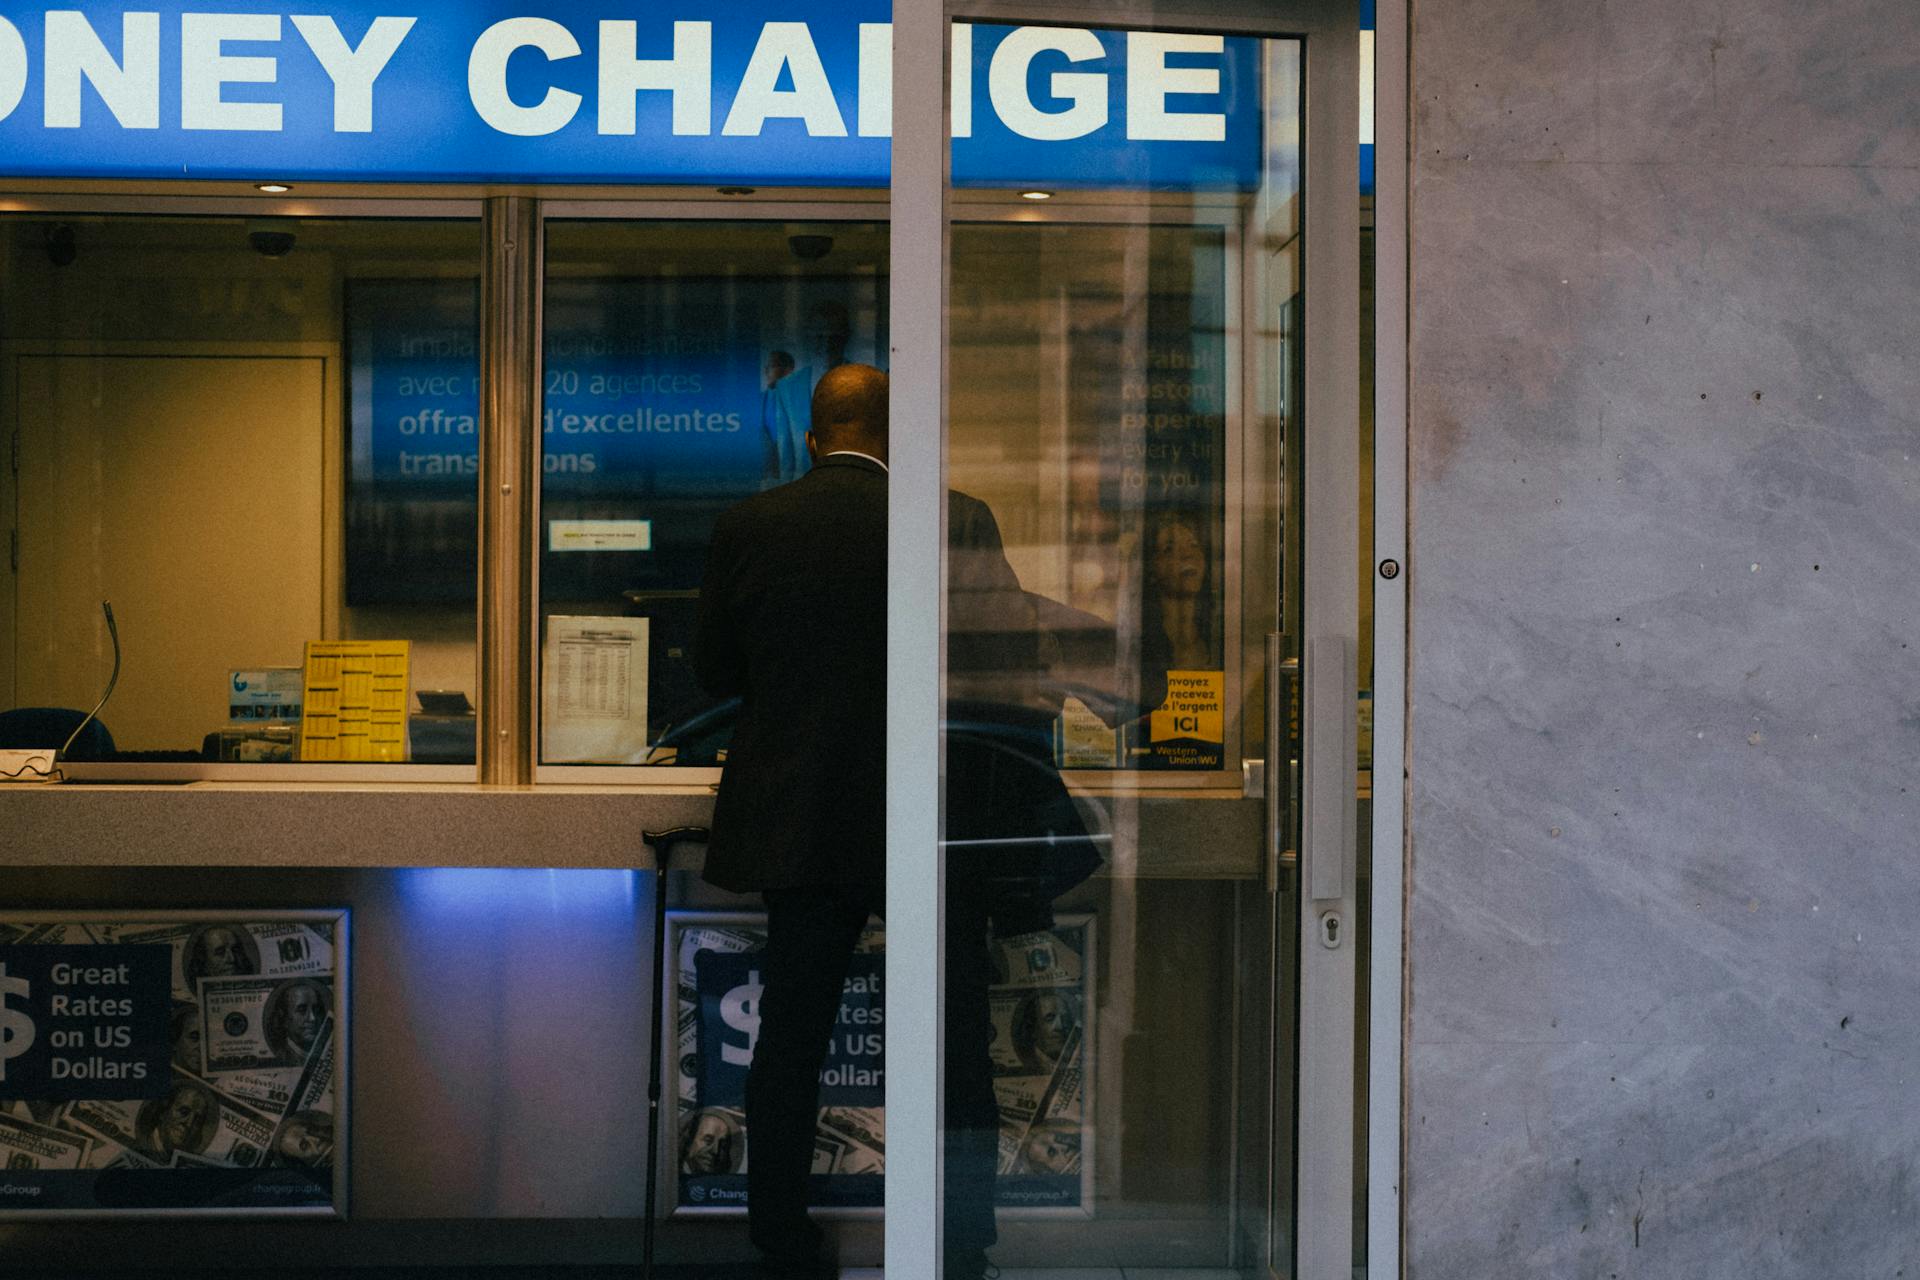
885, 1, 1403, 1277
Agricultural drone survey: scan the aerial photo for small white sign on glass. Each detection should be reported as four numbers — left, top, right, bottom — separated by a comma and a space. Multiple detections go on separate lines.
541, 616, 650, 763
548, 519, 653, 552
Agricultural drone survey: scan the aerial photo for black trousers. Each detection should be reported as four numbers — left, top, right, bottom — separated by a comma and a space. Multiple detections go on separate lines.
747, 883, 999, 1263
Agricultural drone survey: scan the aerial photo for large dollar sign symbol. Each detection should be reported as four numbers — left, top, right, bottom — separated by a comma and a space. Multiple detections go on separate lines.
719, 969, 763, 1066
0, 963, 35, 1085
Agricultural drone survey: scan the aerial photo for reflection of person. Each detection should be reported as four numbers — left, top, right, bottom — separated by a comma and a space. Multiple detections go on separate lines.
184, 923, 258, 987
763, 302, 852, 483
680, 1108, 744, 1176
136, 1079, 217, 1157
696, 363, 890, 1279
168, 1002, 203, 1072
1018, 1119, 1081, 1176
760, 349, 797, 478
1011, 990, 1077, 1072
764, 349, 796, 389
264, 979, 330, 1061
274, 1110, 334, 1167
1141, 513, 1216, 673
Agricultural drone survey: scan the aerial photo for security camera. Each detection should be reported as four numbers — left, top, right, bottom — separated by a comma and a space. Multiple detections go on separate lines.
248, 229, 296, 258
788, 234, 833, 261
44, 223, 77, 267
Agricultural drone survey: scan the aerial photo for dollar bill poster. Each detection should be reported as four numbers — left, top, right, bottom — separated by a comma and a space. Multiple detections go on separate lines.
0, 912, 347, 1217
667, 912, 1094, 1216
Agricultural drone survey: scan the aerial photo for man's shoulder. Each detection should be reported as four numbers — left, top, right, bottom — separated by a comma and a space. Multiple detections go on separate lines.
716, 464, 881, 529
949, 487, 991, 517
795, 458, 888, 501
948, 488, 1003, 547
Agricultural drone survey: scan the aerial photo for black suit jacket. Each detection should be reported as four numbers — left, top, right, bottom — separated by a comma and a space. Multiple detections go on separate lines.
695, 454, 889, 892
695, 456, 1104, 901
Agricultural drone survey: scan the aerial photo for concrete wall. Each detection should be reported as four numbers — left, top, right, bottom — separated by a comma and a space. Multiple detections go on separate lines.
1405, 0, 1920, 1273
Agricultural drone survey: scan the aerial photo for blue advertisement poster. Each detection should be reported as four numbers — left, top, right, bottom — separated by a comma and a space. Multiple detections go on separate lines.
670, 914, 1093, 1214
0, 915, 345, 1217
345, 273, 883, 603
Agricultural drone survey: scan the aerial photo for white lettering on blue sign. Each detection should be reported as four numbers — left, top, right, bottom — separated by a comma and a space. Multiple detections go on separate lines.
0, 7, 1263, 188
293, 15, 414, 133
181, 12, 282, 132
45, 11, 158, 129
599, 20, 709, 137
468, 17, 581, 137
722, 22, 845, 137
1129, 32, 1226, 142
989, 27, 1106, 142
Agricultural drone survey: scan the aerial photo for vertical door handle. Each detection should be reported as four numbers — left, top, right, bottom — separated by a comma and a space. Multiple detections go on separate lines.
1306, 634, 1354, 902
1265, 634, 1302, 895
1265, 633, 1284, 894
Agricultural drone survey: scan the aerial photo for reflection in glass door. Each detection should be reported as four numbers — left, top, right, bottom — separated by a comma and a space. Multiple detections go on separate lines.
913, 10, 1365, 1279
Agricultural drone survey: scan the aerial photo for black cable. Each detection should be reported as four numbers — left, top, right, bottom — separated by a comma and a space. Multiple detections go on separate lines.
57, 601, 119, 764
1, 757, 60, 781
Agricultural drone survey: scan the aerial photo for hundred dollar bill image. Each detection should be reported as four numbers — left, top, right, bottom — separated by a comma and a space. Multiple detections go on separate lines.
811, 1126, 881, 1176
209, 1068, 302, 1114
201, 977, 296, 1071
0, 1112, 92, 1171
200, 975, 332, 1073
261, 1016, 339, 1170
271, 1018, 337, 1133
679, 1105, 746, 1177
66, 1072, 274, 1168
2, 923, 105, 946
816, 1107, 885, 1175
59, 1097, 147, 1157
99, 1147, 165, 1171
248, 924, 335, 979
215, 1011, 334, 1120
991, 930, 1084, 989
171, 1073, 275, 1168
168, 1151, 230, 1169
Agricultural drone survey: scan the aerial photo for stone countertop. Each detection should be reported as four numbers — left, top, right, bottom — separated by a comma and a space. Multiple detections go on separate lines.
0, 783, 1272, 878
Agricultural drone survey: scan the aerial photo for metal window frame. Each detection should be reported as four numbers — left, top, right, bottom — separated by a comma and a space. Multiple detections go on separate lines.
0, 194, 487, 784
527, 196, 888, 786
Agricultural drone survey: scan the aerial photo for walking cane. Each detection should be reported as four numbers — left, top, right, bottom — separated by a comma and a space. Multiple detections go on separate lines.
641, 825, 709, 1280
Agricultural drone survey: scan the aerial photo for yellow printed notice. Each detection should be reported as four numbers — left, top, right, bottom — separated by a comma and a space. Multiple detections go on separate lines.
1147, 669, 1226, 770
300, 640, 412, 762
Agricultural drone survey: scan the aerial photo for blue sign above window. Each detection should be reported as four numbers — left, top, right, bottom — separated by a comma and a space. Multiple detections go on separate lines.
0, 5, 1264, 188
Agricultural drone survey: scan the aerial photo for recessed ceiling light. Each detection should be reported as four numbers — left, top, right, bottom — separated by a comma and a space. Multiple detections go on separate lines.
1019, 190, 1053, 201
255, 183, 292, 194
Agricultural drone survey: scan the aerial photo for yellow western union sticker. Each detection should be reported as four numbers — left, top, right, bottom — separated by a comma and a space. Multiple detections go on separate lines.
1149, 669, 1225, 749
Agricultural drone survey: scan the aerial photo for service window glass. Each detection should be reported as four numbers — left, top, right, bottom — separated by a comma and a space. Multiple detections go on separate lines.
0, 215, 483, 773
536, 219, 888, 770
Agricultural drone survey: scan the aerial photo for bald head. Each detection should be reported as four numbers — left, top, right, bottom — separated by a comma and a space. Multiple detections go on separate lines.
808, 363, 889, 463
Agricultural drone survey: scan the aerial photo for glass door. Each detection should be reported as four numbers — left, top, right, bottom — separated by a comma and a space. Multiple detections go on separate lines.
887, 1, 1364, 1277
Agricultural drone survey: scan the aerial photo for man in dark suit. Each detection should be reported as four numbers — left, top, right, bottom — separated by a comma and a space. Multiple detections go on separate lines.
695, 363, 891, 1277
697, 363, 1093, 1279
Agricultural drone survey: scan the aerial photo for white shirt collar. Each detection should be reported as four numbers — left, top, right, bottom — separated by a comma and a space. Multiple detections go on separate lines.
821, 449, 889, 473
